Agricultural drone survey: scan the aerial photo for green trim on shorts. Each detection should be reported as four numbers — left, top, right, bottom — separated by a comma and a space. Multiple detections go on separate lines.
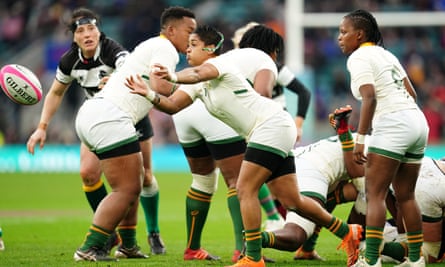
247, 142, 287, 158
405, 151, 424, 159
208, 135, 245, 145
422, 215, 443, 223
301, 191, 326, 204
95, 136, 139, 154
180, 139, 205, 148
368, 147, 403, 160
368, 147, 424, 161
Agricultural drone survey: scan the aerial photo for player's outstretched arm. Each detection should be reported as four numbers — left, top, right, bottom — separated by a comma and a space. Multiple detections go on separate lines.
126, 74, 192, 114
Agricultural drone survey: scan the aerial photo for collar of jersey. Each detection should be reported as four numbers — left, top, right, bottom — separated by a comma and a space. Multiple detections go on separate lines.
160, 34, 167, 39
360, 42, 375, 47
78, 41, 102, 62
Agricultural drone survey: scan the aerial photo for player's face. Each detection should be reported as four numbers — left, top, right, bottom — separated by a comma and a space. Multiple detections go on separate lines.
73, 23, 100, 57
170, 17, 197, 54
186, 34, 211, 66
338, 18, 361, 55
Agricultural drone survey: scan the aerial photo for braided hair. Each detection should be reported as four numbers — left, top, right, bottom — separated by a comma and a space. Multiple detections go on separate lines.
238, 25, 284, 61
344, 9, 384, 47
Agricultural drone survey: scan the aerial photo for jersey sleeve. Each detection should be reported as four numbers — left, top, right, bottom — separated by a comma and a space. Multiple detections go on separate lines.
276, 64, 311, 118
277, 65, 295, 86
347, 53, 374, 99
101, 37, 129, 69
55, 49, 76, 85
178, 83, 200, 101
205, 55, 229, 78
149, 41, 179, 75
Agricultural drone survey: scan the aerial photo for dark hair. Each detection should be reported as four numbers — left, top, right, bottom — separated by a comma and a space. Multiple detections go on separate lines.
238, 25, 284, 61
194, 25, 224, 55
344, 9, 384, 47
160, 6, 195, 28
66, 7, 100, 32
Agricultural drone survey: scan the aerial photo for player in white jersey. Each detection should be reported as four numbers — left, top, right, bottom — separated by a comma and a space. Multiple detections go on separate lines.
233, 22, 311, 144
260, 105, 367, 264
235, 23, 312, 229
126, 25, 362, 267
26, 7, 165, 256
338, 9, 429, 267
171, 26, 281, 262
73, 7, 196, 261
380, 157, 445, 264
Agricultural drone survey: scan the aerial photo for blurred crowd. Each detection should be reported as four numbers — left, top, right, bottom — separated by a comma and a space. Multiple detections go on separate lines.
0, 0, 444, 145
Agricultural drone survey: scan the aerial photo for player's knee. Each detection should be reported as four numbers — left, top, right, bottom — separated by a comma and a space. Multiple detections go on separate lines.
79, 167, 101, 185
191, 169, 219, 194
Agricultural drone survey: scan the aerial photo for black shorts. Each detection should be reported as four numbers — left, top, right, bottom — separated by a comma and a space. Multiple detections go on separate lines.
135, 116, 154, 141
182, 139, 246, 160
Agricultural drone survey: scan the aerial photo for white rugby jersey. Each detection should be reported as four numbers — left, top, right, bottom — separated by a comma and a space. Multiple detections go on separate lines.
293, 135, 350, 185
179, 52, 283, 139
415, 157, 445, 219
224, 48, 277, 84
347, 45, 418, 119
97, 36, 179, 124
273, 65, 295, 108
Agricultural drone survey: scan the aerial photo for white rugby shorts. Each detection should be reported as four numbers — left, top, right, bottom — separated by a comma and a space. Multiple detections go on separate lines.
75, 98, 138, 154
248, 111, 296, 158
173, 99, 240, 144
368, 109, 429, 163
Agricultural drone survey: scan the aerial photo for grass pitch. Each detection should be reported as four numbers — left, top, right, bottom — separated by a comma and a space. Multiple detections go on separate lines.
0, 172, 397, 266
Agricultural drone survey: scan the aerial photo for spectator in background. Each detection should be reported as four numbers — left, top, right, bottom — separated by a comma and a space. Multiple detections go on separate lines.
120, 0, 166, 50
0, 1, 28, 48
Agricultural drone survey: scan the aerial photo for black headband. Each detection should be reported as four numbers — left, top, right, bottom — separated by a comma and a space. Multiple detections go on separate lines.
70, 17, 97, 32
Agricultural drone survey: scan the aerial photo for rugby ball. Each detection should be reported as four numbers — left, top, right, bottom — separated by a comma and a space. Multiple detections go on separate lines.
0, 64, 42, 105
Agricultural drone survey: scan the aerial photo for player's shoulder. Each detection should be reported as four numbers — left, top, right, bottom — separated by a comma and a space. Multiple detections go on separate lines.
58, 44, 79, 71
100, 35, 126, 51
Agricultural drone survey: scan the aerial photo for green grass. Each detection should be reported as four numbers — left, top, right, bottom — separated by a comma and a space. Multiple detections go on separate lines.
0, 172, 396, 266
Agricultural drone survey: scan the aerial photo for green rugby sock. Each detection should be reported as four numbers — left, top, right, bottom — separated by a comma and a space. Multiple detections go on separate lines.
227, 188, 244, 251
186, 187, 212, 250
83, 180, 107, 212
140, 192, 160, 233
258, 184, 280, 220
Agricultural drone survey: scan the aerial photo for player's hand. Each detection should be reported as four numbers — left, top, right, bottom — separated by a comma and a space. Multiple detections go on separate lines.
26, 129, 46, 155
150, 64, 170, 79
296, 128, 302, 144
126, 74, 150, 97
98, 76, 109, 89
353, 143, 367, 164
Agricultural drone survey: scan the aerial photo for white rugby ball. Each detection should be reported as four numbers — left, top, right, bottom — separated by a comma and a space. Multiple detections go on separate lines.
0, 64, 42, 105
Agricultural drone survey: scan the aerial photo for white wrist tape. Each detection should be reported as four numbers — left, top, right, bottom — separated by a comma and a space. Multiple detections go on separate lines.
356, 134, 366, 145
146, 90, 156, 102
169, 72, 177, 82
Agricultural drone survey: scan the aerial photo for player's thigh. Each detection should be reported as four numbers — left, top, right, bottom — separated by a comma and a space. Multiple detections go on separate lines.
173, 100, 240, 144
79, 142, 101, 183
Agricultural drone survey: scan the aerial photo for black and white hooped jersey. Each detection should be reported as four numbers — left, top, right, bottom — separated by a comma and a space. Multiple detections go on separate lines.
56, 34, 128, 98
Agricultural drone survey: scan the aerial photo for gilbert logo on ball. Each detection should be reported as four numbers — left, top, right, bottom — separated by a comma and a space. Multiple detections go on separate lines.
0, 64, 42, 105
